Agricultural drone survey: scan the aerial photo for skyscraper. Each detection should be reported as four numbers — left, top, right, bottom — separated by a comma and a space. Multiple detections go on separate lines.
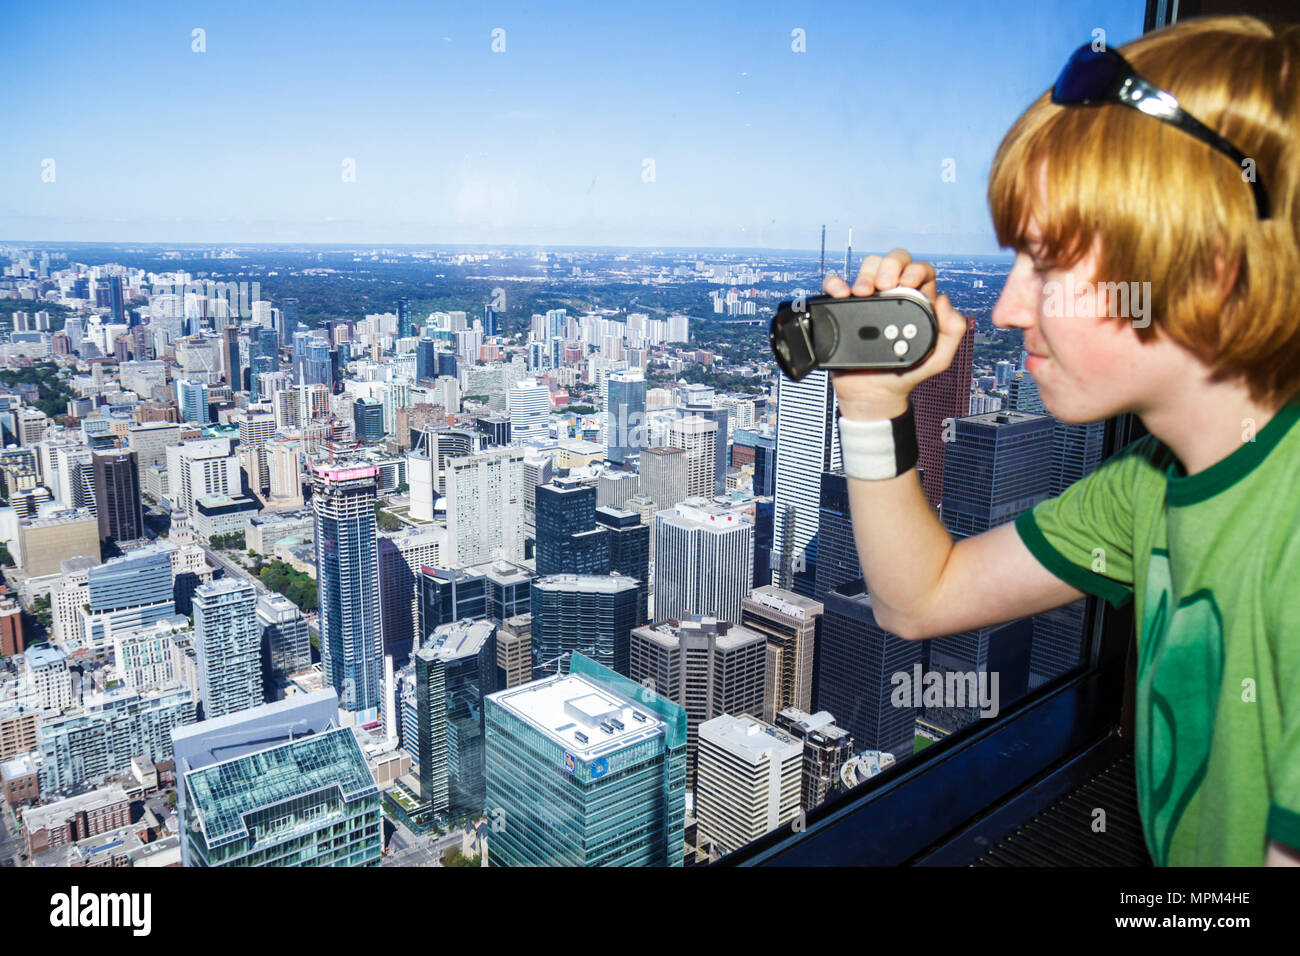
92, 448, 143, 547
605, 370, 647, 465
397, 297, 412, 340
444, 448, 525, 566
279, 298, 299, 349
739, 586, 823, 723
414, 618, 498, 813
193, 578, 261, 721
668, 415, 718, 501
416, 338, 438, 382
927, 410, 1054, 730
594, 506, 650, 626
733, 427, 776, 498
772, 707, 855, 812
628, 617, 766, 787
353, 397, 385, 444
535, 479, 610, 577
173, 690, 381, 867
653, 499, 754, 625
508, 380, 550, 444
312, 462, 384, 719
530, 574, 639, 677
377, 525, 445, 663
773, 370, 840, 588
912, 319, 976, 511
639, 446, 688, 514
175, 379, 211, 426
695, 713, 803, 858
1027, 418, 1107, 688
818, 579, 922, 757
257, 592, 311, 687
812, 471, 861, 603
483, 653, 686, 866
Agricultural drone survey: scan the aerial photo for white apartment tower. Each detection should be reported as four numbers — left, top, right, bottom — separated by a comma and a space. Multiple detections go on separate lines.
444, 448, 526, 567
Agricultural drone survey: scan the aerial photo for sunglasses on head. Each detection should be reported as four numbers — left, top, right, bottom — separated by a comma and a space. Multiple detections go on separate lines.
1051, 42, 1271, 220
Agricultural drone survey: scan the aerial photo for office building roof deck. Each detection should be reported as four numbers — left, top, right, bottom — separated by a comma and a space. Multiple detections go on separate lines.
184, 725, 376, 848
489, 672, 665, 760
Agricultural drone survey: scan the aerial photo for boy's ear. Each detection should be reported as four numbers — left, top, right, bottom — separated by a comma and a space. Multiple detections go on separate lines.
1213, 245, 1241, 303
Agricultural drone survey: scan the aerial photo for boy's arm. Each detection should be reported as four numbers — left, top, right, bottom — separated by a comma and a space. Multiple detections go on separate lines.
1266, 840, 1300, 866
844, 458, 1090, 639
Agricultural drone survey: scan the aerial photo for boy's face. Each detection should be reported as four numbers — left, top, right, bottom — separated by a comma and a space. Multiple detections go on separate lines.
991, 187, 1183, 424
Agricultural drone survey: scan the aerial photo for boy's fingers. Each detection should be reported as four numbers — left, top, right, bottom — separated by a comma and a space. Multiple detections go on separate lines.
852, 254, 884, 295
823, 273, 852, 297
873, 248, 913, 290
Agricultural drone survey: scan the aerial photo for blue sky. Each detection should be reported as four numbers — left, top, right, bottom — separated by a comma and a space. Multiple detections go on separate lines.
1, 0, 1145, 251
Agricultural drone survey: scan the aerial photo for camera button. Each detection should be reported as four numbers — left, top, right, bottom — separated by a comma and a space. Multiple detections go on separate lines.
902, 323, 917, 339
883, 324, 899, 340
893, 340, 909, 357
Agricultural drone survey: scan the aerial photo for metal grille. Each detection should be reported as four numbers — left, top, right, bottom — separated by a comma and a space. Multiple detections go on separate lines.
971, 750, 1152, 866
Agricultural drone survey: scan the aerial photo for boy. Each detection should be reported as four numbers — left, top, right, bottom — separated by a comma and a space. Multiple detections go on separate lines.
823, 15, 1300, 866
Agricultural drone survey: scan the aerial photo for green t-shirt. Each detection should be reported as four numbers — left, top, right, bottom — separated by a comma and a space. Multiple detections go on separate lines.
1014, 401, 1300, 866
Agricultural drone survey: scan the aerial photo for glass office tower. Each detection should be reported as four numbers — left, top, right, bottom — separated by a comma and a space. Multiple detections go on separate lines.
483, 653, 686, 866
312, 463, 384, 719
179, 721, 381, 867
414, 618, 499, 815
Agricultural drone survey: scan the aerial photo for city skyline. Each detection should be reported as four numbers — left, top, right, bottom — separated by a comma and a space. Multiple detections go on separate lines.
1, 1, 1145, 249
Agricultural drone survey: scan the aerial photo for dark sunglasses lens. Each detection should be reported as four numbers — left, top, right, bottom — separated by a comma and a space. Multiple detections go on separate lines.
1052, 46, 1119, 104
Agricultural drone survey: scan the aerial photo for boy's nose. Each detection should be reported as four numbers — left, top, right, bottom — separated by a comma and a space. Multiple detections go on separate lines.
993, 256, 1039, 331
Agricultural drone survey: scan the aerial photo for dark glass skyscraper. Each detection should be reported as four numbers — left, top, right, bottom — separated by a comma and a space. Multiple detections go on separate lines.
108, 276, 125, 324
312, 463, 384, 718
1028, 418, 1107, 688
398, 297, 412, 340
92, 448, 143, 547
595, 506, 649, 625
436, 350, 457, 380
818, 579, 922, 759
606, 371, 646, 465
353, 397, 385, 444
416, 339, 438, 382
535, 479, 610, 577
531, 575, 638, 677
813, 471, 860, 603
927, 410, 1054, 731
279, 298, 299, 348
415, 619, 498, 813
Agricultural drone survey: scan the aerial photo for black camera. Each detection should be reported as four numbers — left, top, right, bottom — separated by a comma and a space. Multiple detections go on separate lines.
769, 287, 939, 381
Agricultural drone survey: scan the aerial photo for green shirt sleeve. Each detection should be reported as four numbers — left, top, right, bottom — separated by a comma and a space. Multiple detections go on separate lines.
1266, 534, 1300, 853
1013, 434, 1159, 611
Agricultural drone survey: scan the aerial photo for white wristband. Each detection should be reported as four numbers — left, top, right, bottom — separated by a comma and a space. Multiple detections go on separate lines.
837, 401, 918, 481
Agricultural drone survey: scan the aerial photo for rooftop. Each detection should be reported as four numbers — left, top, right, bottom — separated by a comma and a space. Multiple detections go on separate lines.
23, 783, 130, 832
488, 672, 664, 760
745, 586, 825, 621
25, 645, 67, 669
533, 573, 638, 594
184, 725, 377, 848
417, 619, 495, 663
699, 714, 800, 763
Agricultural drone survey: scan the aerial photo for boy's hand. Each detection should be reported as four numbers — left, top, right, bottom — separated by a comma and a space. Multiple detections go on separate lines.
824, 247, 971, 421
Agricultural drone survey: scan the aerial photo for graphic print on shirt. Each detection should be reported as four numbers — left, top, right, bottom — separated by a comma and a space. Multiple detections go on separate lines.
1135, 548, 1226, 866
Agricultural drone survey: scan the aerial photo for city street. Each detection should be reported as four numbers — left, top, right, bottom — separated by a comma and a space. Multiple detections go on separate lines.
0, 801, 24, 867
382, 820, 474, 868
